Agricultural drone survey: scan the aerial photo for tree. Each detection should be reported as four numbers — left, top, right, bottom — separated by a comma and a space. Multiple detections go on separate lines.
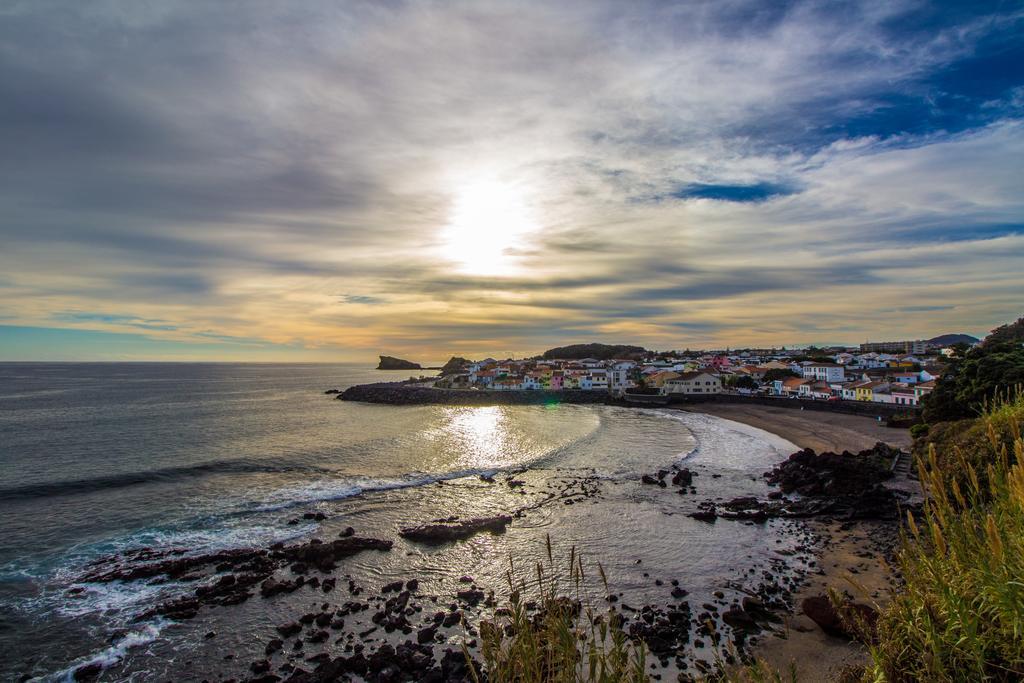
762, 368, 798, 383
983, 316, 1024, 348
923, 338, 1024, 423
730, 375, 758, 390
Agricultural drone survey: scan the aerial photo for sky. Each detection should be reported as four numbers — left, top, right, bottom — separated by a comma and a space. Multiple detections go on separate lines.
1, 0, 1022, 362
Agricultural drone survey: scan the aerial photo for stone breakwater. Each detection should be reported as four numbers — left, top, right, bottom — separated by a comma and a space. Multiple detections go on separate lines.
338, 383, 616, 406
338, 383, 917, 418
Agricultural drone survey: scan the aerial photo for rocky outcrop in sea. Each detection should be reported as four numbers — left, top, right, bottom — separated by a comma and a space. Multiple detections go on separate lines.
376, 356, 421, 370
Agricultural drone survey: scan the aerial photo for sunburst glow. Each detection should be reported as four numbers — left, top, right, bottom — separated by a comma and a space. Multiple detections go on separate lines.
441, 180, 538, 274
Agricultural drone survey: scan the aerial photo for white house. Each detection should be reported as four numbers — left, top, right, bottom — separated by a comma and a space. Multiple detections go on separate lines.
872, 388, 896, 404
661, 372, 722, 395
802, 362, 846, 382
521, 375, 543, 391
608, 368, 634, 394
834, 353, 855, 366
492, 377, 522, 391
891, 384, 918, 406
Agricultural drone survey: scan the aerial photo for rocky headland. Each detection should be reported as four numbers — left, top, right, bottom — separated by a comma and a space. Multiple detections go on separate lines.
375, 356, 422, 370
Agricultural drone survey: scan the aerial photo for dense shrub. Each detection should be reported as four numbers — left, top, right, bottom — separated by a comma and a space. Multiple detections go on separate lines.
922, 323, 1024, 424
908, 423, 929, 439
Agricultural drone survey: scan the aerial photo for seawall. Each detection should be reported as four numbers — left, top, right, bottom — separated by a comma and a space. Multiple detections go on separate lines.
337, 383, 917, 417
338, 383, 614, 406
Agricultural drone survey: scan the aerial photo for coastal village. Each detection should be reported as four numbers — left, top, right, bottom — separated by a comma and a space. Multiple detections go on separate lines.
430, 338, 964, 407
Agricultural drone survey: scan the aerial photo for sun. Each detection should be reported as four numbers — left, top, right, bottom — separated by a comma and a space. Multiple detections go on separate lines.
440, 180, 538, 274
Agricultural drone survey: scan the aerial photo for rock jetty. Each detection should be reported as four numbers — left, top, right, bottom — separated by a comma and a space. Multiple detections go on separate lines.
339, 382, 614, 407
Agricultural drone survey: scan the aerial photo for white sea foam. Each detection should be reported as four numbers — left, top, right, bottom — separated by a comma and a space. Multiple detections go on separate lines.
38, 620, 166, 683
249, 467, 507, 512
662, 409, 797, 469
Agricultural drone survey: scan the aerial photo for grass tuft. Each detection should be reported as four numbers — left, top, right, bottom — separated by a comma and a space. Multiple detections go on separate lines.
470, 534, 648, 683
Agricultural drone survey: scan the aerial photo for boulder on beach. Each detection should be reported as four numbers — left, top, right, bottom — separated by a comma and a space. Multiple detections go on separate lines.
672, 468, 693, 487
802, 594, 878, 641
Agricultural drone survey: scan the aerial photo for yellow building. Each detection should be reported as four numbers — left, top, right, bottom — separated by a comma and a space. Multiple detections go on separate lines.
855, 381, 887, 401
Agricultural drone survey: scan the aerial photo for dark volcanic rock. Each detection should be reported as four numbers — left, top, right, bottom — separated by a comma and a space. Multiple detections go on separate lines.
692, 443, 906, 524
767, 443, 895, 494
628, 603, 692, 658
338, 382, 614, 407
274, 537, 393, 572
672, 468, 694, 487
802, 595, 879, 641
77, 536, 392, 622
439, 356, 471, 375
376, 355, 421, 370
688, 509, 717, 522
73, 663, 103, 681
276, 621, 302, 637
721, 607, 760, 632
399, 516, 513, 543
763, 443, 904, 520
456, 589, 485, 605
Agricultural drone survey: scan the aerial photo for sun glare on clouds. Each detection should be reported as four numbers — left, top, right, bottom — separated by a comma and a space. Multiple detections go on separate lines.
440, 180, 539, 275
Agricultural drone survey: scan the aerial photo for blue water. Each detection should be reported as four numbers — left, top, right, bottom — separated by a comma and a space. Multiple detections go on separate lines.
0, 363, 802, 681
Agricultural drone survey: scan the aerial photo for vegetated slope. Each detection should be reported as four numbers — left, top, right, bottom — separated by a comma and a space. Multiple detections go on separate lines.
869, 394, 1024, 681
540, 343, 647, 360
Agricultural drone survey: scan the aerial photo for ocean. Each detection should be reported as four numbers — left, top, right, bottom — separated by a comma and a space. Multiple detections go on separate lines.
0, 363, 809, 681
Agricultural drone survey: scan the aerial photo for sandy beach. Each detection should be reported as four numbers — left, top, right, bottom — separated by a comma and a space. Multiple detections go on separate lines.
679, 402, 913, 453
686, 403, 914, 682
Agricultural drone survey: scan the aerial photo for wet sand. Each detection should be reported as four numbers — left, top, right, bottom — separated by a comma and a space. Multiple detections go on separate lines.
753, 520, 898, 682
679, 403, 913, 453
687, 403, 913, 682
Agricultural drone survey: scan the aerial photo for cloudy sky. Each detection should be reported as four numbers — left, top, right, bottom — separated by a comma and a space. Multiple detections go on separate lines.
1, 0, 1022, 361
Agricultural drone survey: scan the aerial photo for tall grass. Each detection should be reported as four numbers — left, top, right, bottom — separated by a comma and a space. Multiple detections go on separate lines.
865, 398, 1024, 681
470, 535, 648, 683
468, 537, 798, 683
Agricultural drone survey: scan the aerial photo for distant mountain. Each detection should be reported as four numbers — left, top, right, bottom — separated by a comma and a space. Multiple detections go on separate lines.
540, 343, 647, 360
927, 333, 980, 347
377, 355, 421, 370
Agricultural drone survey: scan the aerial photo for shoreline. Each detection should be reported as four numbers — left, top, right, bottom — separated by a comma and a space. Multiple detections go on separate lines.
335, 385, 914, 680
677, 402, 913, 453
17, 394, 912, 681
688, 403, 911, 680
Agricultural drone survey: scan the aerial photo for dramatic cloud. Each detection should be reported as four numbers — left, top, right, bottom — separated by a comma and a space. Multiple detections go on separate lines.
0, 0, 1022, 360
